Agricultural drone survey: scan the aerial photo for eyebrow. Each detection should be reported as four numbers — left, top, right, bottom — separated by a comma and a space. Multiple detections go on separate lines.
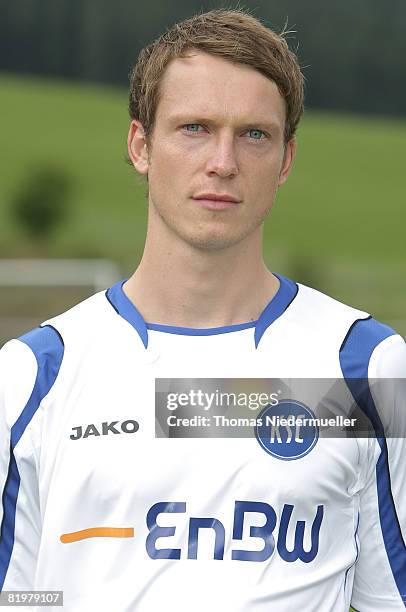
166, 113, 282, 133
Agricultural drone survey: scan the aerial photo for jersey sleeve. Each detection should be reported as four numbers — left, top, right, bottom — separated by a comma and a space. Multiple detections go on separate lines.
341, 324, 406, 611
0, 326, 64, 591
0, 339, 41, 590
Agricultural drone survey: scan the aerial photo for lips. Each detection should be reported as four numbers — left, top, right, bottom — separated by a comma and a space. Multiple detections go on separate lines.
192, 193, 241, 211
193, 193, 240, 203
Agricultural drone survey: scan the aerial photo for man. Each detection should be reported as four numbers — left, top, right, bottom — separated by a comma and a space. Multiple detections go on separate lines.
0, 8, 405, 612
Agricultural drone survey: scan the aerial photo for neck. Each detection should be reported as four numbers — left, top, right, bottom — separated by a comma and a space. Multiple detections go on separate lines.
124, 217, 279, 328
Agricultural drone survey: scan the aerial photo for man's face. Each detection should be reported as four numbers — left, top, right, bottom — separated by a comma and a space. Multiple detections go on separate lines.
130, 51, 296, 251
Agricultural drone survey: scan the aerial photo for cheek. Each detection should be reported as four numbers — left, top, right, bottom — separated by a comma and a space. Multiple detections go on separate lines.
247, 162, 280, 195
243, 167, 280, 219
149, 149, 177, 193
150, 139, 188, 182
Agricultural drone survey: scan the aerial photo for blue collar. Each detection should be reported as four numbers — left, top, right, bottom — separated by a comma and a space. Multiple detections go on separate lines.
105, 272, 298, 349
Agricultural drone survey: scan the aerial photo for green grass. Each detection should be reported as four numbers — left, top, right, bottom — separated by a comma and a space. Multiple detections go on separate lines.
0, 73, 405, 333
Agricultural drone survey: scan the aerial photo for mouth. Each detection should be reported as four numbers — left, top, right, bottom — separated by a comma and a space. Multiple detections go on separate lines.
192, 193, 241, 211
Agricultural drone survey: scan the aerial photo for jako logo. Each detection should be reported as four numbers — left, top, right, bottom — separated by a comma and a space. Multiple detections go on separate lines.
146, 501, 323, 563
256, 400, 319, 460
70, 420, 139, 440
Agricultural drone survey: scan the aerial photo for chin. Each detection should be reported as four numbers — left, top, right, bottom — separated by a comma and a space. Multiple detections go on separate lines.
182, 229, 251, 251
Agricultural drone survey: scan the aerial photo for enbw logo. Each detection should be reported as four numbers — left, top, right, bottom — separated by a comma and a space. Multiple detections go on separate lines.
146, 501, 323, 563
256, 400, 318, 460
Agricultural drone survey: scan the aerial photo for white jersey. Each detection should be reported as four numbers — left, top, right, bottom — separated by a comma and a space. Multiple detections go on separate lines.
1, 274, 405, 611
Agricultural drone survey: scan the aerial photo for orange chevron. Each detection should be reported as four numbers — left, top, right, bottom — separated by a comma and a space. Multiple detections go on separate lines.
60, 527, 134, 543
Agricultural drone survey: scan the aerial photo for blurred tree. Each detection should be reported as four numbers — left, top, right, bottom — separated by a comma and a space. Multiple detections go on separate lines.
10, 163, 72, 242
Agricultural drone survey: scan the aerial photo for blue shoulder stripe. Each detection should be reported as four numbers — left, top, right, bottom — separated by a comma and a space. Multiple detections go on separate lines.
340, 316, 396, 379
340, 317, 406, 605
0, 325, 64, 589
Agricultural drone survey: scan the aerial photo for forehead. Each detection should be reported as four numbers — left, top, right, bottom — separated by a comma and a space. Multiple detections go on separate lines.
156, 51, 286, 128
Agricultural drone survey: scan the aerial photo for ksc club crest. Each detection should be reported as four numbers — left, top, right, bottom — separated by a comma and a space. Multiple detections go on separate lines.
255, 400, 318, 460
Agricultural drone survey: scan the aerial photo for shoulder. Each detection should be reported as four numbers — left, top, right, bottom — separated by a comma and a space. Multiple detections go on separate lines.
42, 288, 113, 338
294, 281, 369, 325
294, 281, 405, 374
0, 289, 112, 399
282, 279, 405, 378
276, 280, 370, 356
339, 316, 405, 379
0, 327, 65, 431
336, 316, 405, 434
2, 288, 108, 361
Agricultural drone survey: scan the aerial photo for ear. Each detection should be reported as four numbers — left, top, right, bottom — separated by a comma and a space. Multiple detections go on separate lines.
127, 120, 149, 175
278, 137, 297, 187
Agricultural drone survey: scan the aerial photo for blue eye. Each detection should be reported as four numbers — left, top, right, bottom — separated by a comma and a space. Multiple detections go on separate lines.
184, 124, 202, 132
248, 129, 265, 140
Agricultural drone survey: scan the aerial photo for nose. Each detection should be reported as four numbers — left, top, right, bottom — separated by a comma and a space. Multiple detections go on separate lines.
205, 132, 239, 178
